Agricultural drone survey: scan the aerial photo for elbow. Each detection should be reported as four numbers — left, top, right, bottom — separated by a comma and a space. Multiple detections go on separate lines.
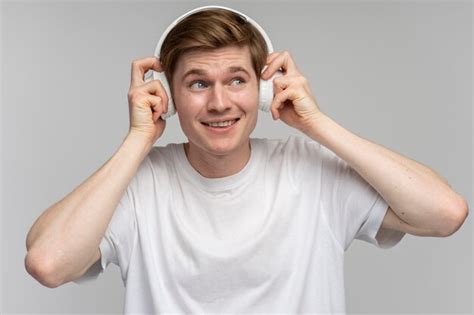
439, 197, 469, 237
25, 251, 64, 288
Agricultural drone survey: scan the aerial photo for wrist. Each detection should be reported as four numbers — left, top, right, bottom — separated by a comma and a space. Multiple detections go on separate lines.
123, 131, 154, 157
301, 111, 328, 136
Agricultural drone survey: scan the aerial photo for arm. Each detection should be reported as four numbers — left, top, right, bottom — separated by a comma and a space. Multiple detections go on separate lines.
304, 114, 468, 237
262, 51, 469, 238
25, 56, 168, 288
25, 133, 152, 288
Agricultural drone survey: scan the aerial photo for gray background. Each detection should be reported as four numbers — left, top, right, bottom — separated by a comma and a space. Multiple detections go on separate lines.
1, 0, 472, 314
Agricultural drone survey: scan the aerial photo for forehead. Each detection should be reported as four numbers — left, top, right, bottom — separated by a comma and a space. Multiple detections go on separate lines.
176, 45, 253, 75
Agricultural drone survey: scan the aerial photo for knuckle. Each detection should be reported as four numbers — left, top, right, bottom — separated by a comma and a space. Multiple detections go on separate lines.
153, 80, 163, 89
128, 89, 141, 102
273, 76, 281, 86
129, 95, 138, 104
276, 76, 287, 86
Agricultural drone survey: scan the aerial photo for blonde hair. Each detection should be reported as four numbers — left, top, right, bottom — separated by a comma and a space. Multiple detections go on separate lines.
159, 8, 268, 86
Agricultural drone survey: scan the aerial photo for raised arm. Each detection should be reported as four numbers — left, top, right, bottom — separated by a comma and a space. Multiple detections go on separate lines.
25, 56, 168, 287
262, 51, 468, 238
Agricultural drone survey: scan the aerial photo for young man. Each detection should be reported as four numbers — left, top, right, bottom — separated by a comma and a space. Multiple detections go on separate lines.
25, 7, 468, 314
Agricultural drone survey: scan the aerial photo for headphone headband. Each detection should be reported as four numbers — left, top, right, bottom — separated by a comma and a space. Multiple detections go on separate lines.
153, 5, 274, 58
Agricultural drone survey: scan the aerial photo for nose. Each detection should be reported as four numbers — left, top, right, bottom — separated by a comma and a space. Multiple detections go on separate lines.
206, 83, 231, 112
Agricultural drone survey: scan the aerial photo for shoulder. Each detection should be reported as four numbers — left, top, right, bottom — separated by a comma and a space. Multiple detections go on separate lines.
251, 134, 322, 156
250, 135, 326, 185
252, 135, 326, 169
149, 142, 180, 162
129, 142, 183, 184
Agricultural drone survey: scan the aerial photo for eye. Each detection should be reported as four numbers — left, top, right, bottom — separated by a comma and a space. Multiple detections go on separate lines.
190, 80, 208, 89
231, 77, 245, 86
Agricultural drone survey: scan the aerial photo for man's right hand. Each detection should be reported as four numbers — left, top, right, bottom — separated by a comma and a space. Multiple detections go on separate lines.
127, 56, 169, 145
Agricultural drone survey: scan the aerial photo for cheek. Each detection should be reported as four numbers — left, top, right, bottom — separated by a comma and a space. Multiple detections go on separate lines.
174, 89, 206, 114
230, 87, 259, 110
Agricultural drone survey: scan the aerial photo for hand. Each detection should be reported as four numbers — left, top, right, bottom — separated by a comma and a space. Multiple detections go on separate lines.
261, 51, 324, 133
127, 56, 169, 144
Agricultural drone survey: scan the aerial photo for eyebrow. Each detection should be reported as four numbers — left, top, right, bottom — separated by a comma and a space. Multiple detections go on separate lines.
182, 66, 251, 81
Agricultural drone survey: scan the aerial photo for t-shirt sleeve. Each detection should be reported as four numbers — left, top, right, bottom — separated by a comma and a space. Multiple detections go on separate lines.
300, 138, 405, 251
73, 188, 137, 284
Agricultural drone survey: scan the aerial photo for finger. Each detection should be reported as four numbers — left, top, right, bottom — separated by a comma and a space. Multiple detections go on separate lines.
146, 95, 164, 119
275, 51, 299, 75
271, 89, 291, 120
130, 56, 163, 89
273, 75, 292, 94
274, 75, 311, 96
152, 110, 166, 124
271, 88, 303, 120
266, 52, 280, 65
261, 52, 282, 80
263, 51, 299, 80
262, 52, 282, 80
142, 79, 169, 113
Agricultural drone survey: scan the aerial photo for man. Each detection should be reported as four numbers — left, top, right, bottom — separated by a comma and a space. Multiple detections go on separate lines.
25, 7, 468, 314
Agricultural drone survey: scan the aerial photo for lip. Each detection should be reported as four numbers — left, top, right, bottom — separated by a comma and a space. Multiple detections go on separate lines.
201, 117, 240, 124
201, 118, 240, 134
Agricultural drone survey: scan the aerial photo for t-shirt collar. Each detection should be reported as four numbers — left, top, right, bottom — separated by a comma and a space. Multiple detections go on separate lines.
174, 139, 258, 192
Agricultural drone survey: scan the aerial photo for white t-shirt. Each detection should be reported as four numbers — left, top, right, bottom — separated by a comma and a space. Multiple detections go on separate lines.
75, 135, 405, 314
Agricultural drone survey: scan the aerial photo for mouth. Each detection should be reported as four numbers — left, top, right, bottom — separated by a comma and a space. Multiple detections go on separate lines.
201, 118, 240, 129
201, 118, 240, 132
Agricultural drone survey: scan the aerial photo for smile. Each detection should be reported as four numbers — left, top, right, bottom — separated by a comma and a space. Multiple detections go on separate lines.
202, 118, 239, 128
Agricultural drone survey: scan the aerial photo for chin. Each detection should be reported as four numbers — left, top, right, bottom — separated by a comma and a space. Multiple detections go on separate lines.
202, 138, 242, 156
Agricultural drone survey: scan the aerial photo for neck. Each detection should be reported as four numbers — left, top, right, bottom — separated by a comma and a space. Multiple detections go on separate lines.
184, 140, 251, 178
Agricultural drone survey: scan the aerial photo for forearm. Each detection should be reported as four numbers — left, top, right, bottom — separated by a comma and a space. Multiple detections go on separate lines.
303, 114, 467, 235
25, 132, 152, 285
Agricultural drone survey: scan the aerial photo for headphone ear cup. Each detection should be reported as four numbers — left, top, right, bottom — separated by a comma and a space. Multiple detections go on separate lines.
145, 70, 175, 120
259, 70, 284, 112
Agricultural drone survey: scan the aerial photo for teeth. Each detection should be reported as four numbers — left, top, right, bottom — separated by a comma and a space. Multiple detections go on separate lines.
206, 119, 237, 127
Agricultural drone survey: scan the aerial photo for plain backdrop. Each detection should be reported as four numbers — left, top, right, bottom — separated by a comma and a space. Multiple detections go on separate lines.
1, 0, 472, 314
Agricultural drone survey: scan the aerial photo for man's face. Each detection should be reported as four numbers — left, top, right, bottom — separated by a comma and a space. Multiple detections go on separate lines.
172, 45, 259, 156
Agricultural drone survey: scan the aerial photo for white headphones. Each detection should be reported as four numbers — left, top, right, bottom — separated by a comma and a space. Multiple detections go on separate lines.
146, 5, 282, 120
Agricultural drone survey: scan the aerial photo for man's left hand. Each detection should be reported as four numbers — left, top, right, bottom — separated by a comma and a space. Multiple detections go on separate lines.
261, 51, 324, 133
